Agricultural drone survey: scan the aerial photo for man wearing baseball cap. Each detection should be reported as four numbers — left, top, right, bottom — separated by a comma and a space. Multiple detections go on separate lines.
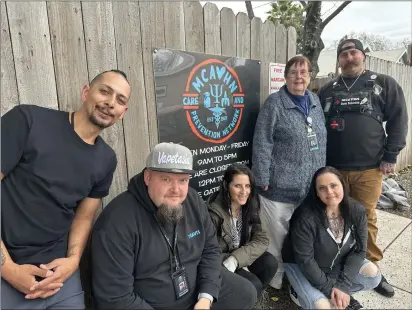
318, 39, 408, 299
87, 142, 257, 309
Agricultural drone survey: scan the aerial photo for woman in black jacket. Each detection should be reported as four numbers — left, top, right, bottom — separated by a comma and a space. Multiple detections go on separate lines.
282, 166, 381, 309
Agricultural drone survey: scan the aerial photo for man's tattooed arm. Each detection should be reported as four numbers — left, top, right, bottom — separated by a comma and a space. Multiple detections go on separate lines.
1, 241, 10, 266
1, 249, 5, 265
67, 244, 80, 258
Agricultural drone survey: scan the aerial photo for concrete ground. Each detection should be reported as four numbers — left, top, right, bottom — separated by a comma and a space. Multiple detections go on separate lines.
353, 209, 412, 309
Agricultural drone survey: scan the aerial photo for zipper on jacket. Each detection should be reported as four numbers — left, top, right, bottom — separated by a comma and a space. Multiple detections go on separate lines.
327, 228, 351, 270
330, 247, 341, 270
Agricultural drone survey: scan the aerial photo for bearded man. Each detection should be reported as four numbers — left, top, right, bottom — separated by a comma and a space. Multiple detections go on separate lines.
89, 143, 257, 310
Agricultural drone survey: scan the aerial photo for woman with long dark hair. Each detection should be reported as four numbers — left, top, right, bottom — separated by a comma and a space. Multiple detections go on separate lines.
282, 167, 381, 309
208, 164, 278, 295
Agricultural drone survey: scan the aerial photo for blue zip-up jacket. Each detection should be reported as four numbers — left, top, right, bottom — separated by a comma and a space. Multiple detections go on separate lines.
252, 86, 327, 204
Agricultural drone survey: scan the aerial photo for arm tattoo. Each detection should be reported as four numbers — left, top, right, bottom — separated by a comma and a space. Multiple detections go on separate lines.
1, 248, 6, 266
67, 244, 79, 257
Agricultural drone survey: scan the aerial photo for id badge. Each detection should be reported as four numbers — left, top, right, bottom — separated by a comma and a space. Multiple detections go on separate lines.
172, 267, 190, 299
307, 133, 319, 151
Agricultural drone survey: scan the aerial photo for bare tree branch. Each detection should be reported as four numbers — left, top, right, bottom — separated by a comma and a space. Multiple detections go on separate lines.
321, 2, 339, 18
321, 1, 351, 29
245, 1, 255, 19
299, 1, 307, 7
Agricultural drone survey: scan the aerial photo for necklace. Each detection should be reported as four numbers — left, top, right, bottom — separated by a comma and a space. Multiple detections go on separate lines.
340, 71, 364, 91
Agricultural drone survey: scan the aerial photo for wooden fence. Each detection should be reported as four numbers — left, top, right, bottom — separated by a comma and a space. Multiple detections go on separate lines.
1, 1, 297, 206
310, 55, 412, 171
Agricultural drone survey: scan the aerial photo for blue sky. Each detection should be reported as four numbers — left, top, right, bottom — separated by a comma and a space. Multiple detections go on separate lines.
200, 1, 411, 49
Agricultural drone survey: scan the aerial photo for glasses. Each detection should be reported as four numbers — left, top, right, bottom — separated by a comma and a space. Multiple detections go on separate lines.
287, 70, 311, 78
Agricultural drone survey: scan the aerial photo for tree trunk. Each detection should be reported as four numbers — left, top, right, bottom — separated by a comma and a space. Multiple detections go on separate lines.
245, 1, 255, 19
301, 2, 324, 79
302, 1, 351, 79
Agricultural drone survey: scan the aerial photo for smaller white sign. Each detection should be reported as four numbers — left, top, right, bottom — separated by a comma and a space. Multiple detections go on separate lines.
269, 63, 286, 94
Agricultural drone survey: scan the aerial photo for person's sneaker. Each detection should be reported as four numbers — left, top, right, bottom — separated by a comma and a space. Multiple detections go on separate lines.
374, 275, 395, 297
346, 296, 363, 310
288, 284, 301, 307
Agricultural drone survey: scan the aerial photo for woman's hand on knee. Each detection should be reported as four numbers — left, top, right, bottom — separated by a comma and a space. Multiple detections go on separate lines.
331, 288, 350, 309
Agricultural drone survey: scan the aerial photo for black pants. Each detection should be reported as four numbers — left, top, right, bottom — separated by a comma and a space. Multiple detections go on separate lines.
212, 267, 258, 309
236, 252, 278, 295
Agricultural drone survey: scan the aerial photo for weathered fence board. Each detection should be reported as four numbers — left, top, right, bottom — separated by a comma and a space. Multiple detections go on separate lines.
164, 2, 185, 50
251, 17, 263, 105
47, 2, 88, 112
139, 1, 165, 148
7, 2, 58, 109
261, 20, 276, 104
275, 24, 287, 64
112, 1, 150, 178
204, 3, 221, 55
1, 1, 19, 115
81, 2, 128, 205
287, 26, 297, 60
184, 1, 204, 53
236, 12, 250, 59
250, 17, 262, 61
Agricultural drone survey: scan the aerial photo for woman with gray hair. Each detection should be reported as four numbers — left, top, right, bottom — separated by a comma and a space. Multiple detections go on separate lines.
251, 55, 327, 290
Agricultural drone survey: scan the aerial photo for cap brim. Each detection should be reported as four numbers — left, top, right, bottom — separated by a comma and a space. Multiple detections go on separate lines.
148, 167, 196, 175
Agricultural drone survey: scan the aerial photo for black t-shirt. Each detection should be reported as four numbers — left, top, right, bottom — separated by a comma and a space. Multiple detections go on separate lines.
1, 105, 117, 265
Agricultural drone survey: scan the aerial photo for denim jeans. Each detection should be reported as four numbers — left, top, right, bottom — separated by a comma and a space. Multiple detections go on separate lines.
285, 259, 381, 309
1, 270, 84, 309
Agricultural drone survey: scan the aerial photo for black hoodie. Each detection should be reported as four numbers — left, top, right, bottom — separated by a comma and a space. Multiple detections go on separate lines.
90, 171, 222, 309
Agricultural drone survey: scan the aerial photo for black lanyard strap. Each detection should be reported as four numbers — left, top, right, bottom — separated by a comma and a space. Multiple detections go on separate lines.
154, 215, 181, 271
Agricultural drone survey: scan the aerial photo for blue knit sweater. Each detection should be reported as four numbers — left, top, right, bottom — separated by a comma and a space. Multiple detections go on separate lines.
251, 86, 327, 204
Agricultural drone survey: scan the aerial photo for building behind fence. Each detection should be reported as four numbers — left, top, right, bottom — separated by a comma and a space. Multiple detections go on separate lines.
1, 1, 297, 207
310, 55, 412, 172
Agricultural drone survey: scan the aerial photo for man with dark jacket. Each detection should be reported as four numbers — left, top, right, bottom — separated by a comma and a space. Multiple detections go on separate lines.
89, 143, 257, 309
318, 38, 408, 297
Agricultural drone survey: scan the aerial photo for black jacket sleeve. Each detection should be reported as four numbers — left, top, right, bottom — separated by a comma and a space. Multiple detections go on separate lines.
382, 75, 408, 163
197, 196, 222, 300
1, 105, 31, 176
91, 209, 153, 309
335, 203, 368, 294
291, 217, 335, 297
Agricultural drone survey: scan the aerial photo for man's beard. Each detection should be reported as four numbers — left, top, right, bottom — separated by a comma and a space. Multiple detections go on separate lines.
156, 204, 184, 225
89, 108, 113, 129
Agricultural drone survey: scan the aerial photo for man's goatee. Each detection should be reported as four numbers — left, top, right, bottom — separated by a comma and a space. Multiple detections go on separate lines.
156, 204, 184, 225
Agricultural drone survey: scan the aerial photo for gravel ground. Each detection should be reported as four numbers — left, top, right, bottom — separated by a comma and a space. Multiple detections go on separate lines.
255, 166, 412, 309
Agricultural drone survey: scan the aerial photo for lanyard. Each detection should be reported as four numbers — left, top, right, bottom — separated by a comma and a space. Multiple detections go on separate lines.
304, 104, 312, 128
154, 215, 181, 271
